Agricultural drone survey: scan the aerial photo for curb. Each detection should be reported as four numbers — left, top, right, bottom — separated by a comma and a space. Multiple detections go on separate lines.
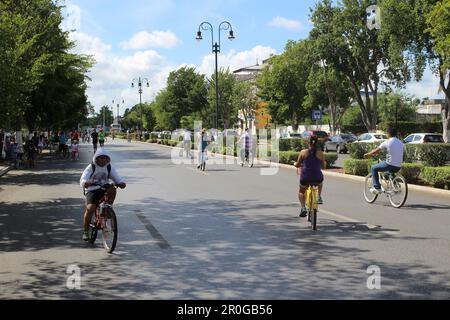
0, 165, 11, 178
145, 142, 450, 198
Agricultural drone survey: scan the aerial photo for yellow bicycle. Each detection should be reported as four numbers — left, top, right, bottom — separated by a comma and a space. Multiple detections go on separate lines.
305, 184, 319, 231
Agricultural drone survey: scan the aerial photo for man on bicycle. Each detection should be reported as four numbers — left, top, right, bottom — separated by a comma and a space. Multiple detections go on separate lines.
80, 149, 126, 241
238, 128, 254, 167
294, 136, 326, 218
364, 127, 404, 195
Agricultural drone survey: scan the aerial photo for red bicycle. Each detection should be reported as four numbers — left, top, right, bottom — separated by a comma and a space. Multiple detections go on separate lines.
88, 184, 118, 254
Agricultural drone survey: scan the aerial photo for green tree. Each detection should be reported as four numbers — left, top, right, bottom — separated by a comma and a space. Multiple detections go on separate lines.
208, 68, 239, 130
425, 0, 450, 141
257, 40, 312, 131
309, 0, 425, 132
232, 80, 258, 130
152, 67, 208, 130
377, 91, 419, 124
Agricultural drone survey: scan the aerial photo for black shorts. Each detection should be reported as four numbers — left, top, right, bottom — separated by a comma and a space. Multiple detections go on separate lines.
86, 189, 105, 205
300, 180, 324, 189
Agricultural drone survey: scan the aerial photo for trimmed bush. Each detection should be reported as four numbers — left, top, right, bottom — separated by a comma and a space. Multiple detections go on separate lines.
279, 151, 299, 165
420, 166, 450, 189
279, 139, 292, 152
400, 163, 423, 183
347, 142, 385, 160
415, 144, 450, 167
324, 153, 338, 168
344, 159, 371, 176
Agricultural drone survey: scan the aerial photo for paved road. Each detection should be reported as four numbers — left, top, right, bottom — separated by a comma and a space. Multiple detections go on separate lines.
1, 140, 450, 299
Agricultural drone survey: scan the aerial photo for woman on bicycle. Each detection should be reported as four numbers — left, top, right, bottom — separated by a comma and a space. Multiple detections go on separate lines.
294, 136, 326, 218
80, 149, 126, 242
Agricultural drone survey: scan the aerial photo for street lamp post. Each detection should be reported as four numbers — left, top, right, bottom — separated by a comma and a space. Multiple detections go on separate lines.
196, 21, 235, 130
112, 98, 125, 125
132, 77, 149, 140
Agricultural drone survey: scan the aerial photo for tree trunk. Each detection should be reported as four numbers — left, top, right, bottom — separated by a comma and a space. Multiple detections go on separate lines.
439, 70, 450, 143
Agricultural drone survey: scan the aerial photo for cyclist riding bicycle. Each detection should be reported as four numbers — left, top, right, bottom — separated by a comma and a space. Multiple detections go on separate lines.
99, 129, 106, 147
80, 149, 126, 241
294, 136, 326, 218
238, 128, 254, 167
197, 128, 208, 169
364, 127, 404, 195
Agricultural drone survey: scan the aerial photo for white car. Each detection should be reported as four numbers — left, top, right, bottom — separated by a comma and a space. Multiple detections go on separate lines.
403, 133, 444, 144
355, 133, 388, 143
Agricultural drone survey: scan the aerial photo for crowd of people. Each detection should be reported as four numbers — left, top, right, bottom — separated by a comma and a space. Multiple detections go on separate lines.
0, 128, 97, 169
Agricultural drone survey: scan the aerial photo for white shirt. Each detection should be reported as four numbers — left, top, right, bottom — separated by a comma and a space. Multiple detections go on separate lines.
380, 137, 404, 168
184, 132, 191, 141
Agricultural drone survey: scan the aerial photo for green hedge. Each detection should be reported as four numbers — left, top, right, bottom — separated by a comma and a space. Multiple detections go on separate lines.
399, 163, 423, 183
414, 144, 450, 167
420, 167, 450, 189
279, 151, 335, 169
279, 151, 299, 165
325, 153, 338, 168
344, 159, 371, 176
279, 138, 309, 152
347, 142, 385, 160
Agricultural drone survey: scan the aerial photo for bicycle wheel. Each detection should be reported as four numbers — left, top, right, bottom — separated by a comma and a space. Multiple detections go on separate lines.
388, 175, 408, 208
364, 174, 378, 204
89, 211, 99, 244
102, 208, 118, 254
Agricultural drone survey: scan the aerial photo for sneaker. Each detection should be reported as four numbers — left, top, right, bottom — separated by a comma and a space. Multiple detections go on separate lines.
317, 197, 323, 205
83, 231, 90, 242
299, 208, 308, 218
370, 187, 382, 195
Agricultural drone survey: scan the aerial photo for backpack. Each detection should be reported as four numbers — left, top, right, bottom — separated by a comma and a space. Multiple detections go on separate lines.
89, 162, 112, 180
84, 162, 112, 195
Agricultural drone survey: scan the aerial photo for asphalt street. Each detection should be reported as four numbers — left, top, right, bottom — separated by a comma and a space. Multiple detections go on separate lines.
1, 140, 450, 299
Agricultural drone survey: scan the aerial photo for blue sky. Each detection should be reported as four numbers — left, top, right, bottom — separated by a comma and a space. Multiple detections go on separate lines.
62, 0, 443, 114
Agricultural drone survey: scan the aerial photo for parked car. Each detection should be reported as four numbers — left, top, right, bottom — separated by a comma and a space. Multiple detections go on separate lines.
403, 133, 444, 144
324, 133, 357, 154
355, 133, 387, 143
223, 129, 238, 137
301, 130, 330, 141
280, 132, 303, 139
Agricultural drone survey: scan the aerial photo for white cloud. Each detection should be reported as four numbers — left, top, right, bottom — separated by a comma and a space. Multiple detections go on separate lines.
197, 45, 277, 77
269, 16, 304, 32
120, 30, 181, 50
405, 69, 445, 100
69, 32, 111, 61
69, 31, 173, 112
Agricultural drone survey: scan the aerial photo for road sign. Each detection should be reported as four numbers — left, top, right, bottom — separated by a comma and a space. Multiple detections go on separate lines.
312, 110, 322, 121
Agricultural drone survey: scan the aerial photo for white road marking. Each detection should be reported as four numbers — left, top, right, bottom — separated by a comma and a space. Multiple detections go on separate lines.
291, 202, 399, 235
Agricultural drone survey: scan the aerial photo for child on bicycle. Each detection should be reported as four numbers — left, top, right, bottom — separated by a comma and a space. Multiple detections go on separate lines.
71, 139, 79, 161
80, 149, 126, 241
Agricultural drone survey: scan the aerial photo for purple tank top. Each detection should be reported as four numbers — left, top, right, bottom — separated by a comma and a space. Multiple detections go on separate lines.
300, 148, 324, 182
